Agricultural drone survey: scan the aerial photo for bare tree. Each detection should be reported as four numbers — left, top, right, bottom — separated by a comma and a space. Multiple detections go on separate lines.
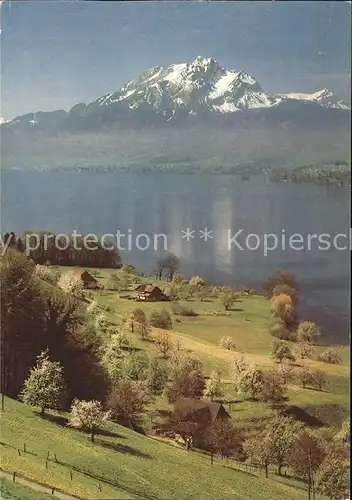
155, 331, 173, 358
154, 253, 180, 281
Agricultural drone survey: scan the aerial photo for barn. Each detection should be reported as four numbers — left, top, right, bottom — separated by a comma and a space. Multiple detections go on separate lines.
174, 398, 231, 426
71, 267, 99, 289
132, 284, 169, 301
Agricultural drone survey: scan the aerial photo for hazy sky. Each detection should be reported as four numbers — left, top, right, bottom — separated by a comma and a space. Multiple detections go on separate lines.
1, 1, 350, 119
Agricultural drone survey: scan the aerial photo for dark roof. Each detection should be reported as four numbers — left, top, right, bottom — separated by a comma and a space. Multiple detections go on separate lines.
71, 268, 96, 281
176, 398, 230, 424
134, 284, 164, 294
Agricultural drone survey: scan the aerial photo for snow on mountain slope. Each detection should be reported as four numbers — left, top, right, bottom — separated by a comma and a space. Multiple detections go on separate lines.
3, 56, 349, 131
92, 56, 348, 119
94, 56, 284, 119
283, 89, 349, 110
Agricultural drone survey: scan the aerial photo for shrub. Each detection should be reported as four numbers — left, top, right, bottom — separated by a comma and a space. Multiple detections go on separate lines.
166, 367, 205, 403
219, 290, 240, 311
121, 264, 136, 274
294, 340, 316, 359
189, 275, 207, 288
147, 357, 169, 394
100, 336, 124, 383
297, 321, 320, 344
318, 348, 342, 365
270, 294, 294, 324
95, 313, 108, 333
311, 370, 327, 391
272, 341, 295, 363
203, 371, 224, 401
207, 310, 230, 317
263, 270, 299, 298
107, 271, 132, 291
272, 284, 298, 305
171, 302, 198, 317
58, 272, 83, 297
269, 318, 296, 341
295, 367, 326, 390
150, 308, 172, 329
295, 366, 313, 389
168, 285, 181, 301
334, 419, 350, 443
35, 264, 59, 283
260, 373, 286, 403
272, 363, 295, 385
219, 336, 236, 350
122, 351, 149, 381
172, 273, 185, 284
106, 380, 150, 428
205, 420, 243, 461
316, 453, 350, 500
86, 300, 100, 317
125, 308, 147, 334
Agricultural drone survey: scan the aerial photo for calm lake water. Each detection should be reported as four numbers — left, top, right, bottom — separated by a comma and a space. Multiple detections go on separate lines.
1, 171, 350, 344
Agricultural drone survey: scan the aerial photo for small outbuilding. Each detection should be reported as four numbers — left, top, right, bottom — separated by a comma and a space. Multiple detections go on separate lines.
71, 267, 99, 289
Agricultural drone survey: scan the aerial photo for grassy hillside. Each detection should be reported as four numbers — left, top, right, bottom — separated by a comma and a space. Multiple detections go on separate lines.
2, 265, 347, 499
84, 268, 349, 414
1, 397, 324, 500
0, 478, 54, 500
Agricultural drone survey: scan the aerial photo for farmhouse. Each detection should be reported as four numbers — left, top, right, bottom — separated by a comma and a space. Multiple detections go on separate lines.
71, 267, 99, 289
132, 284, 169, 302
174, 398, 230, 426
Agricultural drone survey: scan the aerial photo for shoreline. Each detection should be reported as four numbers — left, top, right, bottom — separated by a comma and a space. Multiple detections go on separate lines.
2, 167, 350, 187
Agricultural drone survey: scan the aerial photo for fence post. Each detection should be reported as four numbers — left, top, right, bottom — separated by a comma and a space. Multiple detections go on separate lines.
17, 449, 21, 456
52, 487, 55, 495
45, 460, 48, 470
23, 443, 26, 453
12, 471, 16, 483
47, 451, 50, 460
70, 470, 73, 481
54, 453, 57, 463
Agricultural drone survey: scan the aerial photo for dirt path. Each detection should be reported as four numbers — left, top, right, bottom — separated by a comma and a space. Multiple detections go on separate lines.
0, 470, 78, 500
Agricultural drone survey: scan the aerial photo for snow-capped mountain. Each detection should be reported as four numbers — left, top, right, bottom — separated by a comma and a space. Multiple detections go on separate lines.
2, 56, 349, 133
95, 56, 283, 119
90, 56, 348, 120
283, 89, 350, 110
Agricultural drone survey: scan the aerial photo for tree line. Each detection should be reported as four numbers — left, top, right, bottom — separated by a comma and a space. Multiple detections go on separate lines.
1, 231, 121, 268
0, 249, 109, 401
270, 162, 351, 186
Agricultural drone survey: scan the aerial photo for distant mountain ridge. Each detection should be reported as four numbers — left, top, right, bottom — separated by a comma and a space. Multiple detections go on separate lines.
2, 56, 349, 133
1, 56, 350, 171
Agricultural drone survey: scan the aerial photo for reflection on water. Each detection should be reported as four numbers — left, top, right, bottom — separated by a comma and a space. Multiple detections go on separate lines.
1, 171, 350, 343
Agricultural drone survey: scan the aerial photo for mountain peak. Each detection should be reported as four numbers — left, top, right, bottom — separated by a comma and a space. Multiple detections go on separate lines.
192, 55, 217, 66
4, 57, 349, 132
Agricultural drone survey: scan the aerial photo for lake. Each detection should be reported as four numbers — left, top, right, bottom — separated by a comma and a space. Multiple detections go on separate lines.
1, 170, 350, 344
